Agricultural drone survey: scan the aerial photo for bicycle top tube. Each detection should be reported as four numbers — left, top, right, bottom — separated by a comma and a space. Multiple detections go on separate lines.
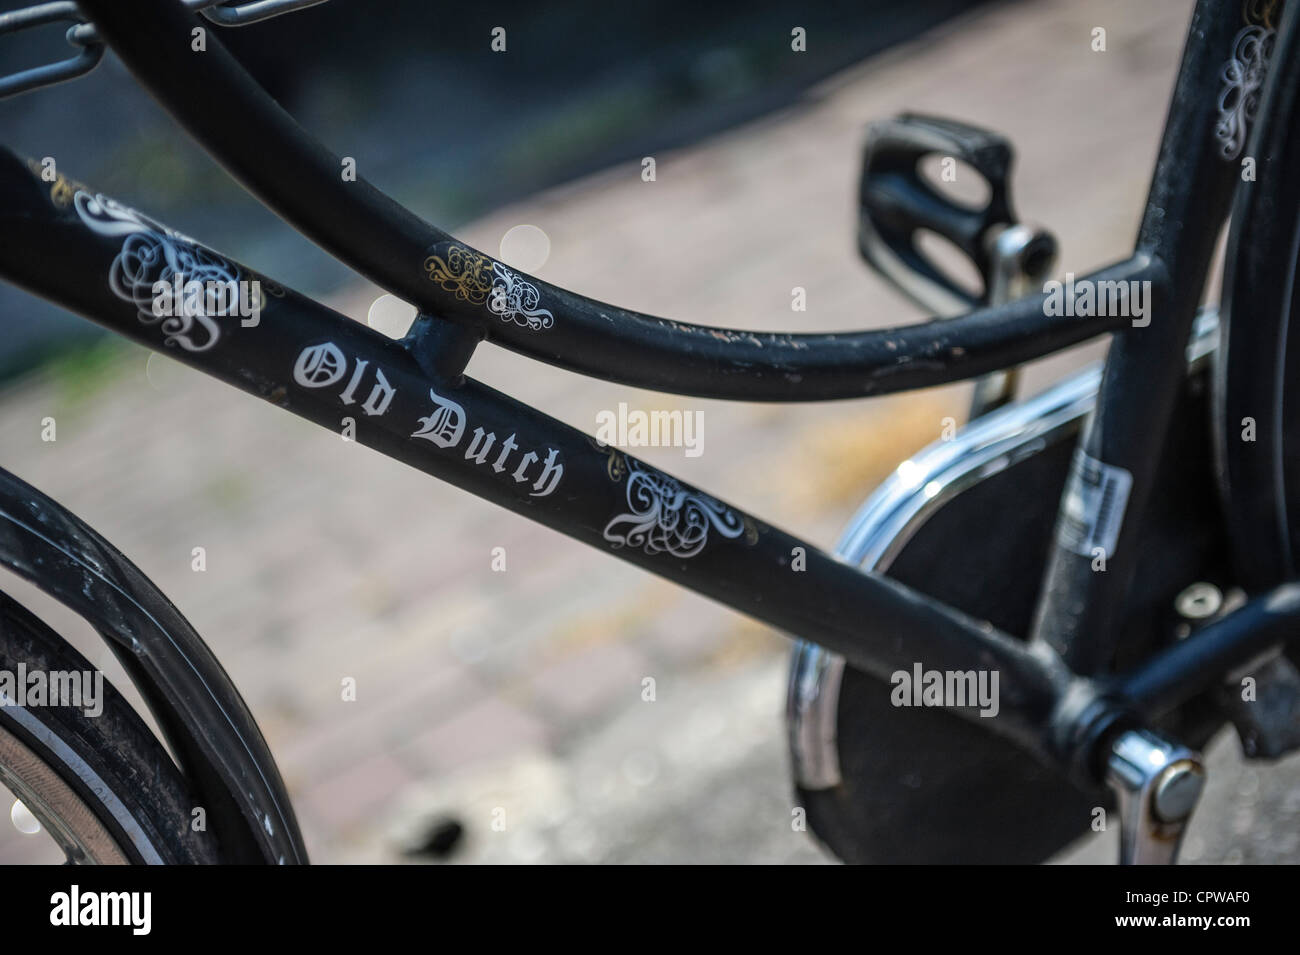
75, 0, 1135, 402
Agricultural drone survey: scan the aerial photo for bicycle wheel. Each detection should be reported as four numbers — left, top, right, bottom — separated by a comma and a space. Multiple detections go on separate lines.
0, 590, 218, 864
1215, 4, 1300, 598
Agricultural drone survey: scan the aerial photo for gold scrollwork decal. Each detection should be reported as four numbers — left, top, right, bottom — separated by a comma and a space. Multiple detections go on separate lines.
1245, 0, 1280, 29
25, 159, 87, 209
424, 244, 495, 307
591, 437, 629, 482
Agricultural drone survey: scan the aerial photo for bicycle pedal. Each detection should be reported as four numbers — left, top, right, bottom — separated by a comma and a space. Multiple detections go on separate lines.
1219, 654, 1300, 759
857, 113, 1055, 317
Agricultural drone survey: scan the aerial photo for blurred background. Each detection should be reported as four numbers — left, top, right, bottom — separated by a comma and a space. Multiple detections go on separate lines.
2, 0, 1298, 864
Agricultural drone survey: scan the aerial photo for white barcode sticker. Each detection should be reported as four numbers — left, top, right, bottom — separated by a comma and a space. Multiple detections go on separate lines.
1057, 449, 1132, 557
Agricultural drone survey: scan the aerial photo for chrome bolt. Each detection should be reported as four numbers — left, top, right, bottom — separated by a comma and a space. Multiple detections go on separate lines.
1152, 760, 1205, 823
1175, 581, 1222, 621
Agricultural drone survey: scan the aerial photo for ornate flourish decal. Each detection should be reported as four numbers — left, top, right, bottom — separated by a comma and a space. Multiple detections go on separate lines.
1245, 0, 1280, 30
73, 192, 245, 352
601, 451, 755, 559
1215, 4, 1277, 161
485, 261, 554, 330
26, 159, 89, 209
591, 438, 628, 482
424, 243, 554, 330
424, 245, 494, 306
50, 174, 81, 209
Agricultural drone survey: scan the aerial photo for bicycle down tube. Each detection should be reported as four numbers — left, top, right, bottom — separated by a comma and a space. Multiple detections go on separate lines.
0, 149, 1073, 762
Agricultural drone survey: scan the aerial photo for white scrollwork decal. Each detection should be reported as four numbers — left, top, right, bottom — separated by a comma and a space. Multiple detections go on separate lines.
486, 262, 554, 330
601, 452, 751, 559
1215, 20, 1276, 160
73, 192, 246, 352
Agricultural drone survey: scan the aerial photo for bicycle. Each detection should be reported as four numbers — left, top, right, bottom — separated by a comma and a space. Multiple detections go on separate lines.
0, 0, 1296, 864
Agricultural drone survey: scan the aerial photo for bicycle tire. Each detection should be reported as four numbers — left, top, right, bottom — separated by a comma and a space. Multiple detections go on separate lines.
0, 590, 219, 864
1215, 4, 1300, 598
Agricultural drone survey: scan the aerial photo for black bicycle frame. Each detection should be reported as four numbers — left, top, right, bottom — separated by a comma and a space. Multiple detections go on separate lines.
0, 0, 1297, 786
